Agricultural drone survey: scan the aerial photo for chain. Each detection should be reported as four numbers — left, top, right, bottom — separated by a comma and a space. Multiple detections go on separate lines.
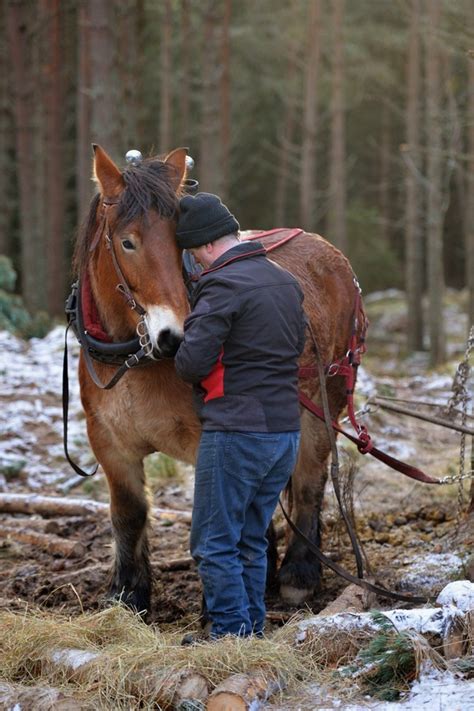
136, 316, 153, 357
444, 326, 474, 523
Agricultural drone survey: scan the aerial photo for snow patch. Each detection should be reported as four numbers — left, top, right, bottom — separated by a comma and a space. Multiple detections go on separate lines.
0, 327, 92, 489
50, 648, 99, 670
436, 580, 474, 612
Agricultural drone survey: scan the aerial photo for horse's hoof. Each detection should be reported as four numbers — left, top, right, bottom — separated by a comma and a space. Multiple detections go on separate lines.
279, 584, 314, 605
105, 587, 150, 618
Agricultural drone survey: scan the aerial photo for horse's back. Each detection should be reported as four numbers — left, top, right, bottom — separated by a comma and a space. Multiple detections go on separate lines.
261, 230, 359, 361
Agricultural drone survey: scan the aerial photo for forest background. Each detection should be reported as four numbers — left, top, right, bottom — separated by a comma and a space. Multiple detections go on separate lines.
1, 0, 473, 366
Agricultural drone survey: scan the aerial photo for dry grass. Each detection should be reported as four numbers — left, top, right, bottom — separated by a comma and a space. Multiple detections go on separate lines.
1, 603, 469, 708
0, 606, 327, 709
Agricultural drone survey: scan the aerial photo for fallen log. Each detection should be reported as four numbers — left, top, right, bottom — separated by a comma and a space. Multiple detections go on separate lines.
296, 580, 474, 664
0, 681, 82, 710
317, 583, 377, 617
207, 672, 283, 711
134, 667, 209, 709
0, 525, 85, 558
44, 648, 209, 709
0, 493, 192, 523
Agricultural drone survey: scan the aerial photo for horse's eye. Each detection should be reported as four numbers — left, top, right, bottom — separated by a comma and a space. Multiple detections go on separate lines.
121, 238, 136, 252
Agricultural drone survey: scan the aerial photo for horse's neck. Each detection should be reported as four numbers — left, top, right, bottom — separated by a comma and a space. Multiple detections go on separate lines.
88, 252, 136, 341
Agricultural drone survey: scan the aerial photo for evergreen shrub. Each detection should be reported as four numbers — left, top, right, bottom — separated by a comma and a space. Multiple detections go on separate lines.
0, 255, 51, 338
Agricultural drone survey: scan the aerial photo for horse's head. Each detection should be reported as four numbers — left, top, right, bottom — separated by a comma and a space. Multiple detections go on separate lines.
78, 144, 190, 358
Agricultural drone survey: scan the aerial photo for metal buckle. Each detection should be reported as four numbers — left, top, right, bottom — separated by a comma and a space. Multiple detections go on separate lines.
125, 353, 140, 368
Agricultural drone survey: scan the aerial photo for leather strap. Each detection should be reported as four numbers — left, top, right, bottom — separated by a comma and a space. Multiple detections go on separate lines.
62, 325, 98, 478
298, 391, 442, 485
278, 498, 432, 604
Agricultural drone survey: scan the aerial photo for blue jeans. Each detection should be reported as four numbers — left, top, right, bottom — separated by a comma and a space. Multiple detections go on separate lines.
190, 430, 300, 637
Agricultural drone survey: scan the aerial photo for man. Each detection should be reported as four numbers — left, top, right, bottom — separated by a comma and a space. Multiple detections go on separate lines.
174, 192, 305, 638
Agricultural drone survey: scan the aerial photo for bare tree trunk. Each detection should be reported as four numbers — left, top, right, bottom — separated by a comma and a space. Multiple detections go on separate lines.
299, 0, 321, 230
89, 0, 120, 161
7, 0, 46, 312
466, 25, 474, 331
42, 0, 65, 315
275, 43, 299, 226
179, 0, 191, 145
219, 0, 231, 201
119, 0, 138, 151
0, 2, 14, 258
425, 0, 445, 365
76, 0, 93, 220
405, 0, 424, 351
159, 0, 172, 152
327, 0, 347, 253
378, 101, 390, 247
199, 1, 221, 193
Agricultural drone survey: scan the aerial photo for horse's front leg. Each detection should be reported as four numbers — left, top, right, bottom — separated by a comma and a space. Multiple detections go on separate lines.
87, 426, 151, 613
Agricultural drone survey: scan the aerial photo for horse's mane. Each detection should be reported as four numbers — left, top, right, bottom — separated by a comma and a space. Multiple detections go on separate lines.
74, 157, 179, 277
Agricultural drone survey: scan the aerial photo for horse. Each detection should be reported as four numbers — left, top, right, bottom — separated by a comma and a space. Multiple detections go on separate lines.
72, 144, 365, 614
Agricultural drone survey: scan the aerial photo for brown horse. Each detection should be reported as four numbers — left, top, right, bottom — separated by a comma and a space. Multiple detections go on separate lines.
73, 144, 364, 613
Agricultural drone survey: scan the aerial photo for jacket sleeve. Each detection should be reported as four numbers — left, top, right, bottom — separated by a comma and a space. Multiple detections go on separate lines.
174, 279, 236, 383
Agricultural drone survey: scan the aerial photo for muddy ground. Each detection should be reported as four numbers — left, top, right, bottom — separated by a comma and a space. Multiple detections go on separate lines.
0, 292, 472, 634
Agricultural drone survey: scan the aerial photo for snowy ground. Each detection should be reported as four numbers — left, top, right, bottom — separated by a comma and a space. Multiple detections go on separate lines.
0, 296, 473, 709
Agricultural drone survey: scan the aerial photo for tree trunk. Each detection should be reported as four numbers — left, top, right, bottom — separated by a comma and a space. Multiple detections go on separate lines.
275, 46, 299, 227
327, 0, 347, 253
76, 0, 93, 220
42, 0, 66, 315
6, 0, 46, 312
378, 101, 390, 247
466, 18, 474, 331
425, 0, 445, 365
179, 0, 191, 146
405, 0, 424, 351
219, 0, 231, 201
159, 0, 172, 152
299, 0, 321, 230
88, 0, 120, 161
199, 1, 221, 193
119, 0, 139, 151
0, 4, 14, 258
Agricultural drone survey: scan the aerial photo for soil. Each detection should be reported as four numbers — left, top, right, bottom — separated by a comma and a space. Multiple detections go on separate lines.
0, 313, 472, 629
0, 296, 472, 709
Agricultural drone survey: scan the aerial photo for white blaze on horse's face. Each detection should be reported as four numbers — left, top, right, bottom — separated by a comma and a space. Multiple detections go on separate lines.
144, 306, 184, 359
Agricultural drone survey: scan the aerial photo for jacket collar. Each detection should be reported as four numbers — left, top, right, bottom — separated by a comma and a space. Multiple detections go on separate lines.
201, 241, 266, 275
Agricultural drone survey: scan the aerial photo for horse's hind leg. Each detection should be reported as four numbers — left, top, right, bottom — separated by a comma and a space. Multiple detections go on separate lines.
278, 368, 349, 605
88, 432, 151, 613
278, 412, 330, 605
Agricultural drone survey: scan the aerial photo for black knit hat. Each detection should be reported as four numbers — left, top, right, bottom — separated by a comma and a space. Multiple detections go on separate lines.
176, 192, 240, 249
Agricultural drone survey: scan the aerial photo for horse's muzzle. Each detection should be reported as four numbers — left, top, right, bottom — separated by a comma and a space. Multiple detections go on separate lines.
156, 328, 183, 358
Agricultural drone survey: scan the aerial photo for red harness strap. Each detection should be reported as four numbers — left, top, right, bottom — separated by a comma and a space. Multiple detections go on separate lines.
298, 283, 441, 485
298, 391, 441, 484
81, 271, 112, 342
242, 227, 304, 252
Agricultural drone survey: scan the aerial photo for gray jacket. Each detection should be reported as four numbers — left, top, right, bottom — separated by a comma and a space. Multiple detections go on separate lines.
175, 241, 306, 432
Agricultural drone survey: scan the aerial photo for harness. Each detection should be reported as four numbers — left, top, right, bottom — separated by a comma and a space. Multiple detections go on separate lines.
64, 223, 440, 603
63, 198, 158, 477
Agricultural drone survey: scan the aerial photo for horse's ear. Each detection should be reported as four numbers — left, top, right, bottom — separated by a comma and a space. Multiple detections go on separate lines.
164, 147, 188, 192
92, 144, 125, 197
